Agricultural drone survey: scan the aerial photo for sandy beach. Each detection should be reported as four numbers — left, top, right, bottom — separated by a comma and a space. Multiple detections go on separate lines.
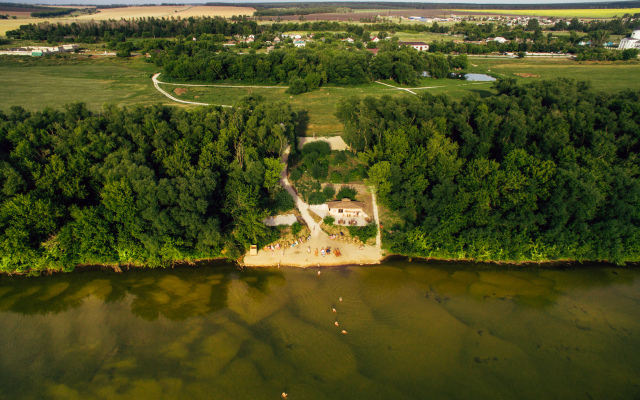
243, 231, 383, 267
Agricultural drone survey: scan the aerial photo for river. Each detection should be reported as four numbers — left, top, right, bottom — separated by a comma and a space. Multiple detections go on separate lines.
0, 259, 638, 399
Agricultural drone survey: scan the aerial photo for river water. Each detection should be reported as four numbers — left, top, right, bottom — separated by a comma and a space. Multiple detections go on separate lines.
0, 259, 638, 399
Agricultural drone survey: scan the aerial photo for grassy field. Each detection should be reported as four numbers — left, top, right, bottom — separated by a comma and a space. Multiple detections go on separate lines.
451, 8, 640, 19
0, 57, 164, 111
466, 57, 640, 93
1, 55, 638, 137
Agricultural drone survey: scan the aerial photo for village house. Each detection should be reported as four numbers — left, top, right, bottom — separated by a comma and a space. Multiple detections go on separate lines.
294, 40, 305, 47
399, 41, 429, 51
326, 198, 369, 225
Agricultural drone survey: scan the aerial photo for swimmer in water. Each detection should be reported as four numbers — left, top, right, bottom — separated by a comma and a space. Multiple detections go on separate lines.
282, 392, 288, 399
332, 308, 337, 313
335, 321, 339, 327
339, 297, 343, 302
341, 330, 347, 334
317, 270, 321, 276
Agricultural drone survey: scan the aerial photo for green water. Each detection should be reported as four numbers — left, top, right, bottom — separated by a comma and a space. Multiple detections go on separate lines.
0, 259, 638, 400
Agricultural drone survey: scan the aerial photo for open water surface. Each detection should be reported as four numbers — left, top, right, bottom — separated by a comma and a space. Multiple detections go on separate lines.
0, 259, 638, 399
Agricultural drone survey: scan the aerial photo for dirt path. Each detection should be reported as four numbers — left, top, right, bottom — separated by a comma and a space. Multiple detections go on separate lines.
152, 73, 219, 106
370, 187, 381, 250
375, 80, 418, 95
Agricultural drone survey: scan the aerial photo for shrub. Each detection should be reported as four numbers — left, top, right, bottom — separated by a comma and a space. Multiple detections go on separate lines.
287, 78, 307, 94
291, 221, 302, 235
310, 162, 328, 180
348, 223, 377, 243
323, 215, 335, 226
289, 168, 303, 181
322, 185, 336, 199
302, 141, 331, 157
336, 186, 357, 200
330, 171, 343, 183
332, 151, 348, 165
308, 191, 327, 205
273, 189, 295, 212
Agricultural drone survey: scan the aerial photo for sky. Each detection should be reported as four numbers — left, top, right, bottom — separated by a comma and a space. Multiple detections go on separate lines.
1, 0, 633, 5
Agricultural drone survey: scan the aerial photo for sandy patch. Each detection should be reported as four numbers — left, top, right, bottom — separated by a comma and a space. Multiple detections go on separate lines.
298, 136, 349, 150
514, 73, 540, 78
173, 88, 188, 96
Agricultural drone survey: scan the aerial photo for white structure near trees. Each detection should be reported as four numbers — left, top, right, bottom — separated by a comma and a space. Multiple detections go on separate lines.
618, 30, 640, 49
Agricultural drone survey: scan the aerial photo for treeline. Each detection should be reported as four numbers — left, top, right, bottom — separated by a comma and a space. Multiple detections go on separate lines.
337, 79, 640, 264
0, 97, 297, 274
217, 1, 640, 10
254, 7, 351, 17
6, 18, 447, 43
30, 8, 78, 18
157, 44, 469, 90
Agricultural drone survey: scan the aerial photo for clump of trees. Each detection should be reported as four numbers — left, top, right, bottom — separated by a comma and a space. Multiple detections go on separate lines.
0, 96, 297, 274
337, 79, 640, 264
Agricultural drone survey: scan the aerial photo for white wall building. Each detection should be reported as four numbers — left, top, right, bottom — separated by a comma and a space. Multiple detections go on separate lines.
618, 30, 640, 50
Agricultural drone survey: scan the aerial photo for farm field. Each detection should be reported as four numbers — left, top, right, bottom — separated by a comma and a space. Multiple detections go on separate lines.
0, 6, 255, 36
452, 8, 640, 19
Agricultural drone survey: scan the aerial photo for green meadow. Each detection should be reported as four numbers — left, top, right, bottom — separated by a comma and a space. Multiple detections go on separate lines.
1, 55, 638, 136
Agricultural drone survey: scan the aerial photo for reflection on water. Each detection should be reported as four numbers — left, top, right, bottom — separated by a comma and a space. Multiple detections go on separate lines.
0, 260, 638, 399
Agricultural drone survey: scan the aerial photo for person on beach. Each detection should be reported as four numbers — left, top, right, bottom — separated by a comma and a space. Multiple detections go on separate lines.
315, 248, 318, 257
308, 246, 311, 253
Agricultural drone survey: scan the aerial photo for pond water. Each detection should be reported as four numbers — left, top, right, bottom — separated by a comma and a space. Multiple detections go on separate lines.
465, 73, 497, 81
0, 259, 639, 399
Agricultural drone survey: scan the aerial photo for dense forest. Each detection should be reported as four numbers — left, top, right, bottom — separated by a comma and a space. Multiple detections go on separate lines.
336, 79, 640, 264
0, 96, 297, 274
157, 44, 470, 89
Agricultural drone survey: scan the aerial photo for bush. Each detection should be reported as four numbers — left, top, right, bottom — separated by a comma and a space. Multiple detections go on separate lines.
330, 171, 344, 183
310, 162, 328, 180
273, 189, 295, 212
302, 141, 331, 157
287, 77, 307, 95
336, 186, 357, 200
323, 215, 335, 226
291, 221, 302, 235
289, 167, 303, 181
332, 151, 348, 165
308, 191, 327, 205
322, 185, 336, 199
348, 223, 377, 243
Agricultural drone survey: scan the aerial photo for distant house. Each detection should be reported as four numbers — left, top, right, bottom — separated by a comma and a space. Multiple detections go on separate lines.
371, 36, 380, 42
327, 198, 366, 219
493, 37, 508, 44
346, 37, 354, 43
273, 37, 281, 43
294, 40, 305, 47
619, 29, 640, 49
400, 41, 429, 51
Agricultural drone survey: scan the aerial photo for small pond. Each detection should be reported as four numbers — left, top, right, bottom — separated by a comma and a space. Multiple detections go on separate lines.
465, 73, 497, 81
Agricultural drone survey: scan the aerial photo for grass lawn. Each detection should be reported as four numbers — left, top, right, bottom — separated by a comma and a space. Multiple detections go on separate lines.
0, 57, 171, 112
467, 57, 640, 93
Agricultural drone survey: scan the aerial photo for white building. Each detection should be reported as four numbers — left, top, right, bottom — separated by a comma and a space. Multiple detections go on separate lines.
400, 41, 429, 51
294, 40, 305, 47
618, 29, 640, 50
493, 37, 508, 44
